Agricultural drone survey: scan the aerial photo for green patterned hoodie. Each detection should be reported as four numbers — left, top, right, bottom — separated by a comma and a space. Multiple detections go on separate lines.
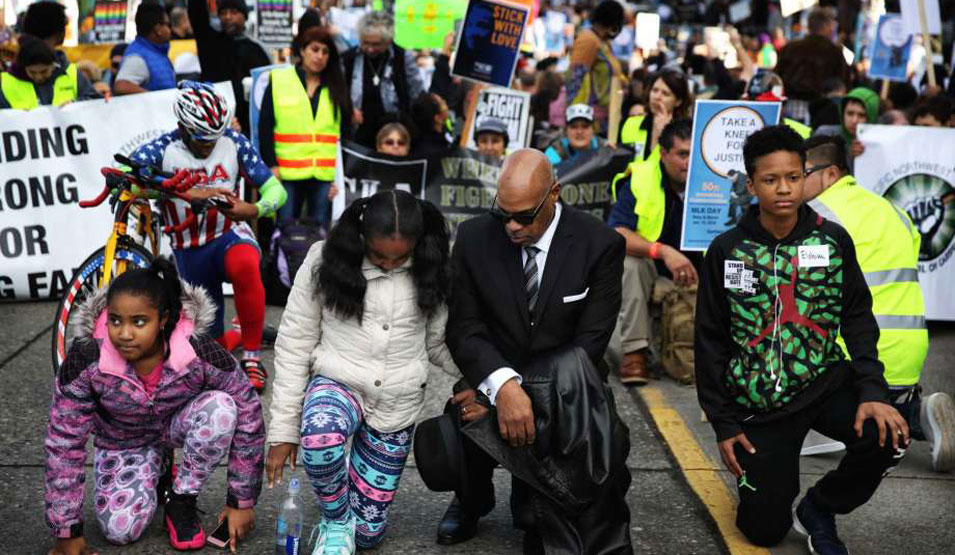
695, 204, 888, 441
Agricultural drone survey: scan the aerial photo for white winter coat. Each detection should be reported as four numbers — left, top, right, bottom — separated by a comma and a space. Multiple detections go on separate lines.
268, 241, 459, 443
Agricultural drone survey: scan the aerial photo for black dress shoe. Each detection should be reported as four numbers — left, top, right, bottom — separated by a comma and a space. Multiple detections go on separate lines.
436, 495, 494, 545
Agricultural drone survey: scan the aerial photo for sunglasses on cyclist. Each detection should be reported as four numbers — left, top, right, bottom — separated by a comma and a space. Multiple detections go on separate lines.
804, 164, 832, 177
489, 184, 554, 226
383, 138, 407, 146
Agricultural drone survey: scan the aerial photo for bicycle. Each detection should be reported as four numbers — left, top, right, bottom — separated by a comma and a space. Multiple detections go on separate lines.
51, 154, 210, 372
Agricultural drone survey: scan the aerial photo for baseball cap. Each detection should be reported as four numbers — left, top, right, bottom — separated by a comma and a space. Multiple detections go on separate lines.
475, 117, 509, 137
565, 104, 594, 123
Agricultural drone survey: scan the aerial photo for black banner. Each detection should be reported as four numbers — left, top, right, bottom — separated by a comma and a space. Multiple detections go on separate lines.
337, 142, 634, 238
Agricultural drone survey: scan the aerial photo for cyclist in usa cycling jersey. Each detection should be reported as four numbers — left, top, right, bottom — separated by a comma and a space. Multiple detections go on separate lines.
131, 81, 286, 392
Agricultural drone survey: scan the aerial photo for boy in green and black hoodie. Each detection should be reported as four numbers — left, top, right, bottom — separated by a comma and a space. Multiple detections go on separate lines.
695, 125, 909, 555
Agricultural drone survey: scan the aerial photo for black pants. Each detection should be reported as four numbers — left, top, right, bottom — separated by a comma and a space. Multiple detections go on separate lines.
456, 415, 634, 555
734, 382, 903, 547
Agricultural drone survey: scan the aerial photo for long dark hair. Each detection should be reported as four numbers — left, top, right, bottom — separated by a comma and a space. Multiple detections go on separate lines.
107, 256, 183, 344
296, 26, 353, 129
316, 190, 450, 322
646, 68, 694, 121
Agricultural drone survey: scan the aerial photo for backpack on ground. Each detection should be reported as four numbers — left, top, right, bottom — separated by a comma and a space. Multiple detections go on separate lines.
652, 280, 697, 385
263, 220, 326, 306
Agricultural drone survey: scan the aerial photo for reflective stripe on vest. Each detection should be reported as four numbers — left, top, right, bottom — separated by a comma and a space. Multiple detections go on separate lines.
1, 64, 77, 110
271, 67, 341, 181
628, 148, 665, 242
809, 175, 928, 385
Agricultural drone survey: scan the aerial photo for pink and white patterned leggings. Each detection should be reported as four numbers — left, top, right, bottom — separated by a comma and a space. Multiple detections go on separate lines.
92, 390, 237, 544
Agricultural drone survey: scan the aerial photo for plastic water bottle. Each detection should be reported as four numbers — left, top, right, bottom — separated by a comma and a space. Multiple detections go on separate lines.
275, 478, 303, 555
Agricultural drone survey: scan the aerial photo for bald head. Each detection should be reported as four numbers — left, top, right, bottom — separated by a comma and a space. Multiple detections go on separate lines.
494, 149, 561, 246
498, 149, 554, 206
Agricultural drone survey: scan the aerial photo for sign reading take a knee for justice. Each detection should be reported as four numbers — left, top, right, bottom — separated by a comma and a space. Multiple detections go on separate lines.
856, 124, 955, 321
681, 100, 781, 251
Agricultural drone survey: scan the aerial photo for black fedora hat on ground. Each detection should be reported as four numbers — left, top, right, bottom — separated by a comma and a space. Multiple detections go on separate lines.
414, 401, 468, 495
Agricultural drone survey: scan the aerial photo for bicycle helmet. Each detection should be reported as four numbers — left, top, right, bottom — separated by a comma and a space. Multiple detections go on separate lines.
174, 81, 230, 141
746, 69, 786, 101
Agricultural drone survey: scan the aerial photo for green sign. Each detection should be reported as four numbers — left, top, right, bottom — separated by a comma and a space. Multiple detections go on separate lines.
394, 0, 468, 50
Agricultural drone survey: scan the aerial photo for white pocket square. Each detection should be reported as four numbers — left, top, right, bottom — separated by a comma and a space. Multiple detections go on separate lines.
562, 288, 590, 303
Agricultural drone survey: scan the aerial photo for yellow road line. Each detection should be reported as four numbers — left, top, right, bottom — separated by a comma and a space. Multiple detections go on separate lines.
639, 386, 771, 555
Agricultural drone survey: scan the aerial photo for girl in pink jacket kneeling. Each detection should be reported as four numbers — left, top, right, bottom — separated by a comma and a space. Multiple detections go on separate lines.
45, 258, 265, 555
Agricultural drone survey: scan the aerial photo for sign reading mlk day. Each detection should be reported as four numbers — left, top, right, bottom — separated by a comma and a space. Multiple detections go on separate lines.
681, 100, 781, 251
451, 0, 529, 87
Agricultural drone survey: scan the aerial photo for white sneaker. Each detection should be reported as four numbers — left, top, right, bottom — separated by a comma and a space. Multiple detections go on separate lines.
310, 513, 356, 555
920, 392, 955, 472
800, 430, 846, 456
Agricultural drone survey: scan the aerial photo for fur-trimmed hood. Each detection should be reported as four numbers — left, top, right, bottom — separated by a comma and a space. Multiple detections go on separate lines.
69, 280, 217, 343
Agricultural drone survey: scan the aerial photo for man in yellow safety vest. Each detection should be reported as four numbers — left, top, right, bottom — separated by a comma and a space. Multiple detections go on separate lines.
607, 119, 702, 384
802, 134, 954, 472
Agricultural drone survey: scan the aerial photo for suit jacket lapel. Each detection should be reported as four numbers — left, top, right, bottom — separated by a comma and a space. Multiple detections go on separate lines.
534, 213, 573, 322
499, 234, 531, 330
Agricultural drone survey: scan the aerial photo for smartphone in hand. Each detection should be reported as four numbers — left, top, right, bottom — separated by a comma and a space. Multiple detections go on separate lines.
207, 517, 230, 549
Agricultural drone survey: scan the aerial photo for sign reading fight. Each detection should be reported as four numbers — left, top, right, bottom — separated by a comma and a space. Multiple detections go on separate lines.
465, 87, 531, 149
856, 124, 955, 320
0, 85, 234, 302
681, 100, 781, 251
452, 0, 529, 87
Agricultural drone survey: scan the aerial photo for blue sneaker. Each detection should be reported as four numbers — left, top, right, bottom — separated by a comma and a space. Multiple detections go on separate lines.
792, 497, 849, 555
310, 513, 355, 555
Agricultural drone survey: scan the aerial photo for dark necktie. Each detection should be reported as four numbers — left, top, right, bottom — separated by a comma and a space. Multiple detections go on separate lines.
524, 246, 541, 312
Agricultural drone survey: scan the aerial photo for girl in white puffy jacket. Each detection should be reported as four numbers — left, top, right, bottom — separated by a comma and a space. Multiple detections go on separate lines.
266, 190, 466, 555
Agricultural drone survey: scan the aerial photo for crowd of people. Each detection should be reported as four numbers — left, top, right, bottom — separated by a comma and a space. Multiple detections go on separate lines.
4, 0, 952, 555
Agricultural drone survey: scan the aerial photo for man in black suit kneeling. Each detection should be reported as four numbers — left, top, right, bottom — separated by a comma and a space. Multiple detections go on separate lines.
438, 149, 633, 554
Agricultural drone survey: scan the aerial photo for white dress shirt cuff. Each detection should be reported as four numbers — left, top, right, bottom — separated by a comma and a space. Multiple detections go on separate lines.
478, 368, 522, 406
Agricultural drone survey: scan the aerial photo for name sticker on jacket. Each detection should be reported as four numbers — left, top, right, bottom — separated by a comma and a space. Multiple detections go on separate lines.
798, 245, 830, 268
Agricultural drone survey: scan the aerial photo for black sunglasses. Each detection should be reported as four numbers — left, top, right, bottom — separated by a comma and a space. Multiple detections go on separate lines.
804, 164, 831, 177
489, 185, 554, 226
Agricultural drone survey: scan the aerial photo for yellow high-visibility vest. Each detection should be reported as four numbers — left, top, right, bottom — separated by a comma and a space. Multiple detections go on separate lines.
0, 63, 78, 110
810, 175, 928, 386
784, 117, 812, 139
271, 66, 341, 182
610, 148, 666, 241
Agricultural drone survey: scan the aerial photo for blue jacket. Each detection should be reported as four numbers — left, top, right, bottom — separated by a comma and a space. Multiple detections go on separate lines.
123, 36, 176, 91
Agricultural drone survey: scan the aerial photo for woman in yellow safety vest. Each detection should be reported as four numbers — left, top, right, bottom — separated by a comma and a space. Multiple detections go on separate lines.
0, 34, 83, 110
619, 68, 693, 161
257, 27, 351, 227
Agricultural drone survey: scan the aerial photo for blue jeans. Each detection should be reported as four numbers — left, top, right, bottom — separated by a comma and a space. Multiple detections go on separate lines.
277, 179, 331, 226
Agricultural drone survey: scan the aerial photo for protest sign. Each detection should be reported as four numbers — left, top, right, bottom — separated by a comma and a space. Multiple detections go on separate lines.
681, 100, 781, 251
93, 0, 128, 44
257, 0, 294, 49
780, 0, 818, 18
248, 64, 290, 153
333, 141, 430, 215
0, 85, 234, 302
856, 124, 955, 321
729, 1, 751, 24
635, 13, 660, 51
868, 14, 912, 82
394, 0, 468, 50
900, 0, 941, 36
464, 87, 532, 149
452, 0, 529, 87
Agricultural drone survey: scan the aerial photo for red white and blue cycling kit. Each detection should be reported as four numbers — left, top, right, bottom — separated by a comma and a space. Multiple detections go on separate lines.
131, 128, 285, 352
